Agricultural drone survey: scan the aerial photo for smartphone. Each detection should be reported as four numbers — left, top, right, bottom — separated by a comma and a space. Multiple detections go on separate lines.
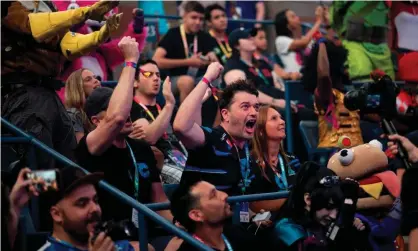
25, 170, 59, 192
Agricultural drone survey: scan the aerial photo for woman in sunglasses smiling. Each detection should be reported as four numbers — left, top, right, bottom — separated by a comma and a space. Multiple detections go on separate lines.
273, 162, 370, 251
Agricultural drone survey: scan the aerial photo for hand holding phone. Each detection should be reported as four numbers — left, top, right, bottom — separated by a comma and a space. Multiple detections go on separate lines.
25, 169, 59, 193
9, 168, 42, 211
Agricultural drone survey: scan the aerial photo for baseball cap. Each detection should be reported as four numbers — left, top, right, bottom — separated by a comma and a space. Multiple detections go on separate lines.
85, 87, 114, 118
228, 28, 251, 47
46, 167, 104, 206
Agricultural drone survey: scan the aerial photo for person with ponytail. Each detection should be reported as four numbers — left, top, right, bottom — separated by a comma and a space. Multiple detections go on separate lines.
249, 105, 301, 213
274, 162, 370, 251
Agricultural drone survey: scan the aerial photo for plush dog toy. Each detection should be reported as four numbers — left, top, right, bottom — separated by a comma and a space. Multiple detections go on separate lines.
328, 139, 403, 251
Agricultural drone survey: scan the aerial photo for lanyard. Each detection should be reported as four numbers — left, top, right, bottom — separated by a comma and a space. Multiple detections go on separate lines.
226, 138, 251, 194
127, 141, 140, 199
180, 24, 198, 58
133, 97, 188, 158
134, 96, 162, 121
239, 59, 270, 87
253, 52, 271, 66
193, 234, 233, 251
273, 154, 288, 190
209, 30, 232, 58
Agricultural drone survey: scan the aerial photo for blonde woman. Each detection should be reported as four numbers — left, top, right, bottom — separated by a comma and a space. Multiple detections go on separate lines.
65, 68, 101, 142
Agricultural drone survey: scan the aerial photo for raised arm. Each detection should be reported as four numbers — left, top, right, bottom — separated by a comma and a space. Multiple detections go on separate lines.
255, 1, 266, 28
86, 37, 139, 155
287, 7, 323, 51
131, 77, 176, 145
315, 42, 333, 107
173, 62, 224, 149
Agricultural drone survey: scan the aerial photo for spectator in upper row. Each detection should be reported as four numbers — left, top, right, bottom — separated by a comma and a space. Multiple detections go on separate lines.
222, 28, 294, 112
252, 27, 301, 92
153, 1, 218, 103
226, 1, 265, 31
65, 68, 102, 143
129, 59, 187, 184
205, 4, 232, 66
274, 7, 324, 73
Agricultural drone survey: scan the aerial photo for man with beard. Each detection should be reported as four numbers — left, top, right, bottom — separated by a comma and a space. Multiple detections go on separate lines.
39, 167, 134, 251
171, 180, 259, 251
173, 64, 260, 198
75, 37, 172, 235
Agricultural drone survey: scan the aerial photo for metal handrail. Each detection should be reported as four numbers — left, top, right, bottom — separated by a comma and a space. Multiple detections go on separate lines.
1, 118, 213, 251
145, 191, 290, 211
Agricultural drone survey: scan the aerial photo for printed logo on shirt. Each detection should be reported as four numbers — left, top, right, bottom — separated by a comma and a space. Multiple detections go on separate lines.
137, 163, 150, 178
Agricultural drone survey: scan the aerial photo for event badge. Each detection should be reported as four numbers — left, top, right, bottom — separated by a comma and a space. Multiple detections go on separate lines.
132, 208, 139, 228
240, 202, 250, 223
168, 149, 187, 167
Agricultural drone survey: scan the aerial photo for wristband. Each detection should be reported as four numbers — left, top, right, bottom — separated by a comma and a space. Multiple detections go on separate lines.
317, 37, 327, 44
202, 77, 219, 101
201, 77, 212, 87
124, 61, 137, 69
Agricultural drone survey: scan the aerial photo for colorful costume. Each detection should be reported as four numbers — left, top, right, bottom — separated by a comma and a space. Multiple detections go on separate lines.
328, 140, 403, 251
315, 89, 363, 148
330, 1, 395, 81
53, 0, 147, 103
1, 0, 120, 169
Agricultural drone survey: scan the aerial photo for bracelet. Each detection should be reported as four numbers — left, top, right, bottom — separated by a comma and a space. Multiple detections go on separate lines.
124, 61, 137, 69
317, 37, 327, 44
201, 77, 212, 87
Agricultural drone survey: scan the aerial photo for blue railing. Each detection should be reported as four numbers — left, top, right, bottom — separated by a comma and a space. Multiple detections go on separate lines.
1, 118, 212, 251
1, 117, 289, 251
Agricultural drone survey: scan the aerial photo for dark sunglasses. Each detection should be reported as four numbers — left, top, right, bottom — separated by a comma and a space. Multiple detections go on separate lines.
140, 69, 160, 78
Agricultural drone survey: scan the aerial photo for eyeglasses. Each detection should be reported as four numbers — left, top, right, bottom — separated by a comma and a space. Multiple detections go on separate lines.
140, 69, 160, 78
319, 176, 340, 187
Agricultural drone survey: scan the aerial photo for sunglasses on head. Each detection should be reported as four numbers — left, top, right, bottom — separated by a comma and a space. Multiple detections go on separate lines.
140, 69, 160, 78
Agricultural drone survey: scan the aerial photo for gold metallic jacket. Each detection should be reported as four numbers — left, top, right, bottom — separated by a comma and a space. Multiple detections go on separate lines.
315, 89, 364, 148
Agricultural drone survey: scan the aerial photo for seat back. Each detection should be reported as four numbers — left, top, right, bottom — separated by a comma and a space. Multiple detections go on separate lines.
299, 120, 319, 152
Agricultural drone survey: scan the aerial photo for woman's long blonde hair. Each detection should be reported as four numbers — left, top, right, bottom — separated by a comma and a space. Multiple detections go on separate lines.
251, 105, 289, 182
65, 68, 93, 132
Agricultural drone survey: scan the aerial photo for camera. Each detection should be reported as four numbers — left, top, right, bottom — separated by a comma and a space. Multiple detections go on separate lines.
92, 220, 136, 243
343, 74, 400, 119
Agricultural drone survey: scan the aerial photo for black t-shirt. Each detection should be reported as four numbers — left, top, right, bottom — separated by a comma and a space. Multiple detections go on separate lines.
75, 136, 160, 222
158, 27, 217, 77
212, 40, 233, 66
249, 152, 298, 195
223, 58, 284, 99
180, 126, 257, 196
177, 224, 259, 251
130, 101, 186, 161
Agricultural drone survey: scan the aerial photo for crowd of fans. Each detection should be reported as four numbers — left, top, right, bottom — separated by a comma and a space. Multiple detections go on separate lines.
2, 1, 418, 251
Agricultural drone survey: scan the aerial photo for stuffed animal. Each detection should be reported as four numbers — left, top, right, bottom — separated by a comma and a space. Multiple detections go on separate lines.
53, 0, 148, 103
328, 139, 403, 251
